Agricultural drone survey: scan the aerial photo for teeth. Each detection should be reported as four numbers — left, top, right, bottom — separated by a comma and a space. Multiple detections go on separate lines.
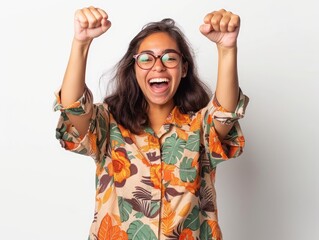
149, 78, 169, 84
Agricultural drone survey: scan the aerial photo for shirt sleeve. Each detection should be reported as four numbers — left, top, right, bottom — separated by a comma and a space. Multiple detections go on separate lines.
202, 89, 249, 168
53, 87, 109, 163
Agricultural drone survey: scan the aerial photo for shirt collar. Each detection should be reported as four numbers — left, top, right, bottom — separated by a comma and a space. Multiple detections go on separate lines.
143, 106, 192, 138
164, 106, 191, 127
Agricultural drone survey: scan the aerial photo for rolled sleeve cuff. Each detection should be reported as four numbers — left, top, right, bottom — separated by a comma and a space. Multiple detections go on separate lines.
211, 89, 249, 125
55, 103, 101, 160
53, 86, 93, 116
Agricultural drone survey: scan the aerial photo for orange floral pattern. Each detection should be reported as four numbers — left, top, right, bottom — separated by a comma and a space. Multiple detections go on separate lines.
108, 149, 131, 184
150, 164, 162, 189
208, 220, 223, 240
98, 214, 128, 240
180, 228, 195, 240
54, 88, 248, 240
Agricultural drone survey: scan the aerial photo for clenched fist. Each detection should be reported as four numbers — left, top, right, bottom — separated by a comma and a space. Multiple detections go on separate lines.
74, 6, 111, 42
199, 9, 240, 48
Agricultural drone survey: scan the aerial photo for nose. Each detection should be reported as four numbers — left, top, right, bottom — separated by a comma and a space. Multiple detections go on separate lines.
152, 57, 166, 71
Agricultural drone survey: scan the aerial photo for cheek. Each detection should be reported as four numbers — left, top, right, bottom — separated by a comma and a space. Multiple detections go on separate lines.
175, 66, 185, 81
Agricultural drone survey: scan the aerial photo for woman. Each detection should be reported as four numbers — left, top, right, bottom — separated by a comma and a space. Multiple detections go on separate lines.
54, 6, 248, 240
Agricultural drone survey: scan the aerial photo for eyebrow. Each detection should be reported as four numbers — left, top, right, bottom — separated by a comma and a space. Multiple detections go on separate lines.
138, 49, 180, 55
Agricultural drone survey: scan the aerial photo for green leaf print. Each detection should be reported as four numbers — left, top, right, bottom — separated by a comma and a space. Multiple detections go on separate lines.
66, 107, 85, 115
127, 220, 157, 240
119, 197, 133, 222
199, 221, 213, 240
237, 98, 244, 111
76, 148, 88, 155
150, 201, 160, 217
162, 133, 186, 165
97, 111, 108, 149
61, 112, 69, 121
226, 126, 238, 139
179, 157, 197, 182
183, 206, 200, 231
110, 123, 125, 146
134, 212, 144, 219
185, 131, 200, 152
55, 123, 67, 139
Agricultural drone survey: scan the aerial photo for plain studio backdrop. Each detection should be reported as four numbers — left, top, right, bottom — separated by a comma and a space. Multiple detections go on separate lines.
1, 0, 318, 239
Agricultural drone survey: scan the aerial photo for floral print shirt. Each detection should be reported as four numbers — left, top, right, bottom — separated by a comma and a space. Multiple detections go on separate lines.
54, 87, 248, 240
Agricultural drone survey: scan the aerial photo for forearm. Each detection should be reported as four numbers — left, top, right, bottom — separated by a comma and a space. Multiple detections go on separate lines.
200, 9, 242, 140
215, 46, 239, 112
61, 38, 92, 107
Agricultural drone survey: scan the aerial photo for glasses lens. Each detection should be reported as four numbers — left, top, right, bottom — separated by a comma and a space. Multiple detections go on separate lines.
161, 52, 181, 68
137, 53, 155, 69
135, 52, 182, 69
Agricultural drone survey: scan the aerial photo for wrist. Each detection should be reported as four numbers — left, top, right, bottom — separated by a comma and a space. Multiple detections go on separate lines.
72, 38, 92, 49
217, 45, 237, 56
71, 38, 92, 57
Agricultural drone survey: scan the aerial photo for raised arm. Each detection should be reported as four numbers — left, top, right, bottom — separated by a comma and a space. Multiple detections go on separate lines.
61, 6, 111, 136
199, 9, 241, 140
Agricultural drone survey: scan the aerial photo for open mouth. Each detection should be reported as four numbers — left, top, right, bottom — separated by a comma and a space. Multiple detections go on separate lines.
149, 78, 169, 90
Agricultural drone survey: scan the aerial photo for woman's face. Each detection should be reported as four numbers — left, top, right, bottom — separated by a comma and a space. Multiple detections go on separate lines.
134, 32, 187, 111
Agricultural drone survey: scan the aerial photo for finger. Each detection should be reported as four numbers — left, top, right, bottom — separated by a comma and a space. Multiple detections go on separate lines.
203, 12, 215, 24
82, 8, 99, 28
88, 6, 104, 23
100, 18, 112, 33
228, 14, 240, 32
220, 14, 231, 32
96, 8, 108, 20
199, 23, 213, 35
96, 8, 111, 30
75, 9, 89, 28
203, 9, 225, 23
210, 12, 223, 32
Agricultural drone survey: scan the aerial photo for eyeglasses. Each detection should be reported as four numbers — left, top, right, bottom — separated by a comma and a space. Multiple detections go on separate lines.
133, 51, 182, 70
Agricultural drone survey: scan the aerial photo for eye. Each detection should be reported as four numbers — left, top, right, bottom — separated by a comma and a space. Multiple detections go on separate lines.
138, 53, 153, 63
162, 52, 179, 62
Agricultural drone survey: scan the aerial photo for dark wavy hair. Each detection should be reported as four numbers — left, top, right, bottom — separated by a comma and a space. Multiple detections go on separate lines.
104, 18, 210, 134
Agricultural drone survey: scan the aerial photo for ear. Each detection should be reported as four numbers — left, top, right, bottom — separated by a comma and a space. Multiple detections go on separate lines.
182, 62, 188, 78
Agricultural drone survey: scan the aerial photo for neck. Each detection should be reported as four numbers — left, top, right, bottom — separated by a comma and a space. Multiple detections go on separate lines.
148, 102, 174, 134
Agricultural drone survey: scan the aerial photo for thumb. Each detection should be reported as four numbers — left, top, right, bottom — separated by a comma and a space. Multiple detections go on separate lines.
199, 23, 213, 35
101, 19, 112, 33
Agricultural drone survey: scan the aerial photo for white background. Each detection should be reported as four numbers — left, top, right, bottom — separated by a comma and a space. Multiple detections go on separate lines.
1, 0, 318, 239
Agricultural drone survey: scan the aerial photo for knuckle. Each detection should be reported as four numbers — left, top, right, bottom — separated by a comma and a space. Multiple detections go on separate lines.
211, 19, 219, 25
91, 19, 98, 25
96, 15, 103, 21
228, 23, 235, 28
232, 15, 240, 20
220, 22, 227, 27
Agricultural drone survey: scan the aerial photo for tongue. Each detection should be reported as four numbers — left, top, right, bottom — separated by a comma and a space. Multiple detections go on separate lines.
153, 82, 167, 88
150, 82, 169, 92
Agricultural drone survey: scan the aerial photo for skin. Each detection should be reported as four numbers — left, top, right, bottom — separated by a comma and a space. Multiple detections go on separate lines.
199, 10, 240, 139
134, 32, 188, 133
60, 6, 240, 140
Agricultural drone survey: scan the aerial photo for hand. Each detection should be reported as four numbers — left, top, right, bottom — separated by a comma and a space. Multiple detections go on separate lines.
74, 6, 111, 43
199, 9, 240, 49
